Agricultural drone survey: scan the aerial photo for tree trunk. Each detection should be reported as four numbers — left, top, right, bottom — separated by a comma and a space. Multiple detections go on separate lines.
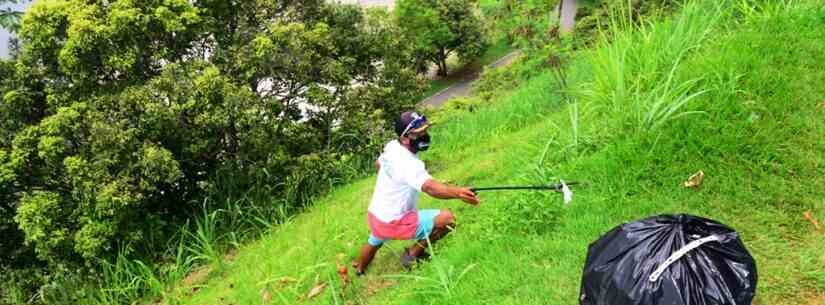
438, 59, 448, 77
0, 200, 15, 214
227, 116, 239, 156
273, 98, 292, 143
437, 48, 448, 77
558, 0, 578, 34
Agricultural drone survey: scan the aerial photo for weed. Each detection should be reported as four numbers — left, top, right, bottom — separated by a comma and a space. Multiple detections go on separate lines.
185, 203, 225, 272
385, 262, 477, 300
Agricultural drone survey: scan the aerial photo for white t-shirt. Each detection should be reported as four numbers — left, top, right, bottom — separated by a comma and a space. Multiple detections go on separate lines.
368, 140, 432, 223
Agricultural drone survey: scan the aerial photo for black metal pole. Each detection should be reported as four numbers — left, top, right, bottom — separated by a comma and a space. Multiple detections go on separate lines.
471, 182, 578, 193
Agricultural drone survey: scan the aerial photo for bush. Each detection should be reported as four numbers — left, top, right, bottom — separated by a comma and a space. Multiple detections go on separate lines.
0, 1, 422, 303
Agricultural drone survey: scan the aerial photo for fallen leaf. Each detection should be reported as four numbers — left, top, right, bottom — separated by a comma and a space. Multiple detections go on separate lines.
307, 282, 327, 299
277, 277, 296, 287
804, 211, 822, 231
366, 278, 396, 296
683, 170, 705, 188
817, 101, 825, 110
261, 289, 272, 303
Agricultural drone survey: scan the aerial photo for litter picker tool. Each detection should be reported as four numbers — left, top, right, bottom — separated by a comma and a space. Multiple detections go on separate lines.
471, 180, 578, 204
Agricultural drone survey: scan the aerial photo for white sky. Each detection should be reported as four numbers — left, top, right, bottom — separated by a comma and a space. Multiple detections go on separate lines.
1, 1, 33, 58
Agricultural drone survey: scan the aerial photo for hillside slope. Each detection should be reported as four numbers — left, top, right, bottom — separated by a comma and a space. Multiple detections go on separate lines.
178, 2, 825, 305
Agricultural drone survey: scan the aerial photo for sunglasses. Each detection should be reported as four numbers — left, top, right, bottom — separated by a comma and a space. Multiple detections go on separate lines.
401, 114, 428, 137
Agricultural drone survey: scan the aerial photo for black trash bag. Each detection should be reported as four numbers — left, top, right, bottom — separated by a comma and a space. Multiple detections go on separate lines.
579, 214, 757, 305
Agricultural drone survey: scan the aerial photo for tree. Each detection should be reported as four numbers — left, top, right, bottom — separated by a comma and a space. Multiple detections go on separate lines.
491, 0, 558, 48
0, 0, 24, 31
396, 0, 488, 76
1, 0, 422, 289
558, 0, 578, 33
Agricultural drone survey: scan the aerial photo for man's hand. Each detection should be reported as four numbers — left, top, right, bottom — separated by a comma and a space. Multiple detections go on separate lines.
456, 187, 480, 205
422, 179, 481, 205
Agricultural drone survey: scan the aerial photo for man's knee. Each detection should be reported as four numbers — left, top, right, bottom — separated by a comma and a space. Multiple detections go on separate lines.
435, 209, 455, 228
367, 234, 385, 247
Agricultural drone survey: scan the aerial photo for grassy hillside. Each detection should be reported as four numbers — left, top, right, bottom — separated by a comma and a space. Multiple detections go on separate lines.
174, 1, 825, 305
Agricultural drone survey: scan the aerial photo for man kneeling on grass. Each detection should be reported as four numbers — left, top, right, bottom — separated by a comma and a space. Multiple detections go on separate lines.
353, 111, 480, 275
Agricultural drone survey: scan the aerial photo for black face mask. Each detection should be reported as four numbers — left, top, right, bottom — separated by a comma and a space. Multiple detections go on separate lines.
410, 134, 430, 153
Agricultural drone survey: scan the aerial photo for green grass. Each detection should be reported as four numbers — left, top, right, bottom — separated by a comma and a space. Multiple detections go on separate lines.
170, 1, 825, 305
422, 79, 453, 99
477, 38, 513, 67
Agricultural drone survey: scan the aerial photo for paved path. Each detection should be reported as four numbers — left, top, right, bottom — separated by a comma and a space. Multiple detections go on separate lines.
333, 0, 528, 108
418, 50, 522, 107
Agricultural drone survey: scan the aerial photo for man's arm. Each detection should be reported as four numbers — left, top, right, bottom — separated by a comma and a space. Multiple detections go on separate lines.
421, 179, 480, 205
375, 159, 381, 174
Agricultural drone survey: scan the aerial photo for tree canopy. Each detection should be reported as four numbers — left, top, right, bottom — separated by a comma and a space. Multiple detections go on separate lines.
396, 0, 488, 76
0, 0, 24, 31
1, 0, 423, 273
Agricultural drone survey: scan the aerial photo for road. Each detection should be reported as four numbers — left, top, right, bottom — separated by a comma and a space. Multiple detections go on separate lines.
418, 50, 522, 107
333, 0, 527, 108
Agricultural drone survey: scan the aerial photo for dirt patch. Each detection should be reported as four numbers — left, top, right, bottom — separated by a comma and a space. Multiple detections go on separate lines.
223, 248, 239, 262
366, 277, 398, 296
182, 265, 212, 287
802, 289, 825, 305
180, 249, 237, 292
427, 60, 484, 83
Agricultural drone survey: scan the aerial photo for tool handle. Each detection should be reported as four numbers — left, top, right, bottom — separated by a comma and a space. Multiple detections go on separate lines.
471, 182, 578, 193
